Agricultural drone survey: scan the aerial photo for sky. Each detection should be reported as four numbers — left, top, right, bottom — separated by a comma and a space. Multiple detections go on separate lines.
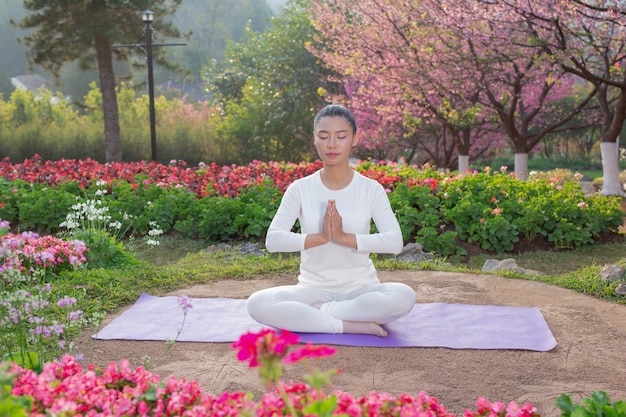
267, 0, 288, 12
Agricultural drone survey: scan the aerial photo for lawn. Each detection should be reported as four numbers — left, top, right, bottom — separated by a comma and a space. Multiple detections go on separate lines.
129, 234, 626, 306
134, 233, 626, 276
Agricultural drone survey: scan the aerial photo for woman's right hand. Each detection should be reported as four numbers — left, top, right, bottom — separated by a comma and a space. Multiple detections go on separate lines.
322, 199, 335, 242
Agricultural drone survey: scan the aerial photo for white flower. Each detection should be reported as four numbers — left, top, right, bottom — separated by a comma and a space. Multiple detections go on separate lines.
109, 221, 122, 230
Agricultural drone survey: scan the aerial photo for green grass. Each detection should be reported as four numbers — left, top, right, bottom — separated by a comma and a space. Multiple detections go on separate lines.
125, 236, 626, 305
136, 235, 626, 276
454, 241, 626, 276
577, 169, 603, 180
56, 235, 626, 318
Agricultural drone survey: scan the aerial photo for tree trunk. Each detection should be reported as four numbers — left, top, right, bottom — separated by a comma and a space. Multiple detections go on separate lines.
514, 153, 529, 180
458, 155, 469, 173
456, 127, 470, 173
597, 88, 626, 196
600, 142, 625, 196
95, 35, 122, 162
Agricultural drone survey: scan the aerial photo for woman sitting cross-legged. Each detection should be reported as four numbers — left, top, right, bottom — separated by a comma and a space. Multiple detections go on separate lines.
246, 104, 416, 336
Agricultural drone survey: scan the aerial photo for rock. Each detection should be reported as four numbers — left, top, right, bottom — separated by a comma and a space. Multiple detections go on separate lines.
599, 264, 625, 282
616, 283, 626, 296
396, 242, 434, 262
482, 258, 542, 275
205, 242, 233, 253
205, 242, 265, 257
238, 242, 264, 257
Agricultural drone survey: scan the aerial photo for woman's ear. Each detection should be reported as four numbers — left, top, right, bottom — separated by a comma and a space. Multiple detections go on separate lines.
352, 132, 360, 147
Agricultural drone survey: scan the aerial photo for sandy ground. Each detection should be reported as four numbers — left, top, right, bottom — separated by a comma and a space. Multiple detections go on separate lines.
78, 270, 626, 416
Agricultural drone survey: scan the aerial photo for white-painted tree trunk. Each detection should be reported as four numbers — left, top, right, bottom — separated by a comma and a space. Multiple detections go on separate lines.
514, 153, 528, 181
458, 155, 470, 174
600, 142, 625, 196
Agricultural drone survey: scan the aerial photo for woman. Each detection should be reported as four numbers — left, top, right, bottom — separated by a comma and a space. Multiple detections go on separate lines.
247, 104, 416, 336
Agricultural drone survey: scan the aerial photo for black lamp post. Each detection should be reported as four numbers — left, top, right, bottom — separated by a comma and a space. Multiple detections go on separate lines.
142, 10, 157, 162
112, 10, 185, 162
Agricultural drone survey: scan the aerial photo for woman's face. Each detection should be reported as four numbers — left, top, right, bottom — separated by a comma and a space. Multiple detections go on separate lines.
313, 116, 360, 166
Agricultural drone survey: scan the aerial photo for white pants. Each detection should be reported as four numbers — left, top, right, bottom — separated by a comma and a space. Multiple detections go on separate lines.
246, 282, 416, 334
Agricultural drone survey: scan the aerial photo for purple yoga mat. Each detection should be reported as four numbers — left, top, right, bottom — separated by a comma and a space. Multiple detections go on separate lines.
93, 293, 557, 351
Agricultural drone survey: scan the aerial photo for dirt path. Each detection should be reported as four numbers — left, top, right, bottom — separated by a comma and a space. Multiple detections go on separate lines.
80, 271, 626, 417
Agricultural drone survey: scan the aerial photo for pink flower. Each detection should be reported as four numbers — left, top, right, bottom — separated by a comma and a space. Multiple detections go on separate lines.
177, 295, 193, 311
7, 354, 541, 417
492, 208, 502, 215
492, 401, 506, 414
283, 342, 336, 364
233, 329, 301, 366
506, 401, 522, 417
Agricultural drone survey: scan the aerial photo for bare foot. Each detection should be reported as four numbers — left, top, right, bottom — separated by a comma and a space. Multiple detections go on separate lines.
343, 320, 388, 337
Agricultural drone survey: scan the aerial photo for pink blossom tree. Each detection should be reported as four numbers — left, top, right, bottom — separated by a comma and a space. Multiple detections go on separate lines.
309, 0, 597, 179
308, 0, 502, 171
484, 0, 626, 194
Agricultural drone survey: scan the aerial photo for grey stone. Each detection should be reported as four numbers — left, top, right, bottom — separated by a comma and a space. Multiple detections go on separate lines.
205, 242, 265, 257
482, 258, 542, 275
615, 283, 626, 296
238, 242, 264, 257
599, 264, 625, 282
396, 242, 434, 262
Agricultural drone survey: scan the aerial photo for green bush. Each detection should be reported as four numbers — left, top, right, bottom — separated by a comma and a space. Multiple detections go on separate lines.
1, 163, 623, 255
557, 391, 626, 417
16, 182, 80, 235
440, 170, 623, 253
388, 183, 465, 257
71, 228, 135, 269
0, 84, 222, 165
173, 180, 282, 242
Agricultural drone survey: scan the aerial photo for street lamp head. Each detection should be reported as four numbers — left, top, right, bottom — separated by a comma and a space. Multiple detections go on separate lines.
141, 10, 154, 23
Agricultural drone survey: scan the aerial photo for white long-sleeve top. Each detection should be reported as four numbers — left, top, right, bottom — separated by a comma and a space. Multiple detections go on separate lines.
265, 170, 403, 292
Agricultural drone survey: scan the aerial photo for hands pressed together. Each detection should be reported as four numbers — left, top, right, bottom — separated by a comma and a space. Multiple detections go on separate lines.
319, 199, 356, 249
303, 199, 357, 249
322, 199, 342, 241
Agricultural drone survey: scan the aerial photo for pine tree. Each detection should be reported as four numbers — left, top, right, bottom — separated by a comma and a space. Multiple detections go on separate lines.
14, 0, 182, 162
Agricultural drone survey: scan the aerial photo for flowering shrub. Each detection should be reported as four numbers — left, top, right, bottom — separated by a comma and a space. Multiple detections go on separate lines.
0, 228, 87, 277
0, 157, 623, 254
440, 169, 624, 252
0, 268, 93, 373
6, 329, 543, 417
0, 221, 101, 372
58, 180, 163, 267
528, 169, 585, 183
